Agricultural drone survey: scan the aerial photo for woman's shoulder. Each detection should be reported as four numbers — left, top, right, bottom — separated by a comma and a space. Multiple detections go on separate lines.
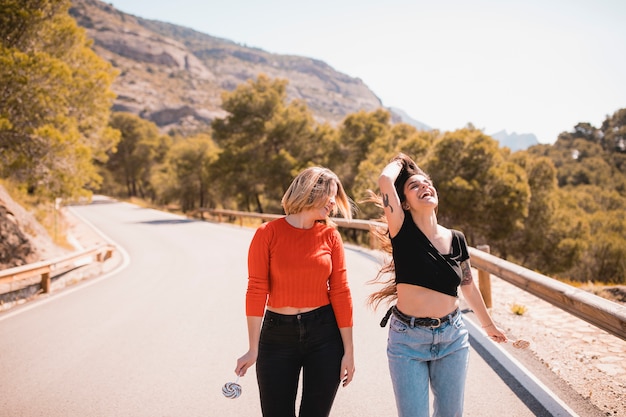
436, 225, 467, 248
315, 221, 342, 239
254, 217, 285, 235
449, 228, 466, 241
448, 228, 469, 259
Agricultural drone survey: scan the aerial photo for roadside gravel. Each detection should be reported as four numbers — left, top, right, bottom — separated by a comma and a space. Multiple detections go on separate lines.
483, 277, 626, 416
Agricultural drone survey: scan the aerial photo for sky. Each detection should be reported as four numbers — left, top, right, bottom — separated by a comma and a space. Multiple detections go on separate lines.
107, 0, 626, 144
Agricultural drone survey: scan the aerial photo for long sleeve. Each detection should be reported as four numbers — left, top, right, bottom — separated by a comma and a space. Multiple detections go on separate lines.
245, 224, 271, 317
328, 229, 353, 327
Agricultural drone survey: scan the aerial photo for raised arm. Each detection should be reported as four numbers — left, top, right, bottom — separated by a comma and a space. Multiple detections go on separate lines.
378, 159, 405, 237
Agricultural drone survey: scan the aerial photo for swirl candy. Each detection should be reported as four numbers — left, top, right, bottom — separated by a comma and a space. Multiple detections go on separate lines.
222, 380, 242, 399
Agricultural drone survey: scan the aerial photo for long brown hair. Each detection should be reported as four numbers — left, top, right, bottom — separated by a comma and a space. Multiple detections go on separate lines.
364, 190, 398, 310
365, 153, 428, 310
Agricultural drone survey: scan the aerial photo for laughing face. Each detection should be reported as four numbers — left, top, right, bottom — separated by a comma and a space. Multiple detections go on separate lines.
403, 174, 438, 210
316, 181, 338, 219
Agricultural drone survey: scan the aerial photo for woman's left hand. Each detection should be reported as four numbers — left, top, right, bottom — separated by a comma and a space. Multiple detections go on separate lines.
484, 324, 507, 343
339, 353, 355, 387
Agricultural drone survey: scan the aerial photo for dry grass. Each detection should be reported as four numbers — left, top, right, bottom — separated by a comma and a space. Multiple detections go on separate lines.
569, 280, 626, 305
0, 180, 71, 249
510, 302, 528, 315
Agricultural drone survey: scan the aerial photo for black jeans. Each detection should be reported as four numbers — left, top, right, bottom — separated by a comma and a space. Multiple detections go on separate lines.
256, 304, 344, 417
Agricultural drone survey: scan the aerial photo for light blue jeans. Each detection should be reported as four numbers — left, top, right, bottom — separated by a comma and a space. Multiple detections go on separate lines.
387, 309, 469, 417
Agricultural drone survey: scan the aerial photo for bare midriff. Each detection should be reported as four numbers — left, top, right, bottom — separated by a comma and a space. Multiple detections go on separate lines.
396, 284, 459, 318
267, 305, 327, 315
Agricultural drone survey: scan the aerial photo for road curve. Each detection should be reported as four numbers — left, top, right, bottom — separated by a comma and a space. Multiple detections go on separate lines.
1, 198, 560, 416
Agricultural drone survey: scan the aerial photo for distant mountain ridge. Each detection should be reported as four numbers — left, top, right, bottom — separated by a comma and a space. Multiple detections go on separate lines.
388, 107, 432, 131
69, 0, 407, 133
69, 0, 538, 150
490, 130, 539, 151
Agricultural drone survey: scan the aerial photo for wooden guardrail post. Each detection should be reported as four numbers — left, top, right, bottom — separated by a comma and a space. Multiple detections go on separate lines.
41, 272, 51, 294
97, 248, 113, 262
475, 244, 492, 309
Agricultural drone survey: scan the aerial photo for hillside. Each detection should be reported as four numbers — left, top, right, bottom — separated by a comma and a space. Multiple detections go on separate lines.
69, 0, 401, 133
0, 186, 69, 270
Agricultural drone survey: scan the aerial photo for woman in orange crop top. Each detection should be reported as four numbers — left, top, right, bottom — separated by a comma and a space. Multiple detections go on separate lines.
235, 166, 355, 417
369, 153, 506, 417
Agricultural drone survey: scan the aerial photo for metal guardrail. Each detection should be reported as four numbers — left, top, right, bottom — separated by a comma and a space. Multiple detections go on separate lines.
201, 208, 626, 341
0, 245, 114, 294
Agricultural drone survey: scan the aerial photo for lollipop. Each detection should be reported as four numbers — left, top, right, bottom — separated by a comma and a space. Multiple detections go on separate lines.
222, 376, 242, 399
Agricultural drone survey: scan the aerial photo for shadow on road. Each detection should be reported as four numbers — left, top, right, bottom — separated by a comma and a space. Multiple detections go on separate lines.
468, 332, 552, 416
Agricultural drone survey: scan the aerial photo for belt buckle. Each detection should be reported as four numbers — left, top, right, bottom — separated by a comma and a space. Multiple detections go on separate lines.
429, 317, 442, 328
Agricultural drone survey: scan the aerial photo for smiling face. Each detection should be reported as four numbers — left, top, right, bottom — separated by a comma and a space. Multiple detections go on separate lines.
312, 181, 338, 219
282, 167, 351, 221
403, 174, 438, 211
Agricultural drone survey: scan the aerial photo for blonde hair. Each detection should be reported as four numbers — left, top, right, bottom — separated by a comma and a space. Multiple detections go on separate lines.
281, 167, 353, 221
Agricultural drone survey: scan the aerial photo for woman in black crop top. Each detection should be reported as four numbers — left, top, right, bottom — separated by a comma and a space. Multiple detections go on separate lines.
369, 153, 506, 417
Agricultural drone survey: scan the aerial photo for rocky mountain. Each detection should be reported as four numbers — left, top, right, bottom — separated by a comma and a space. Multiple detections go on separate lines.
0, 186, 68, 270
490, 130, 540, 152
69, 0, 402, 133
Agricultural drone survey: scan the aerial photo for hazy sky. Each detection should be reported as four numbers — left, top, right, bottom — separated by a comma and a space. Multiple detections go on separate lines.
108, 0, 626, 143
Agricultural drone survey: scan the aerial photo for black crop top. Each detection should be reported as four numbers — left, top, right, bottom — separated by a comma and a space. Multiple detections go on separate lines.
391, 214, 469, 297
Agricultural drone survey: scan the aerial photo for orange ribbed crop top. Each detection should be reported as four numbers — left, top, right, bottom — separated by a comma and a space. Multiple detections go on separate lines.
245, 217, 353, 328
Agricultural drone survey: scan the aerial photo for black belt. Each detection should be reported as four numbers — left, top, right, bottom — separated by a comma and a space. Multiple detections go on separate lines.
380, 306, 458, 328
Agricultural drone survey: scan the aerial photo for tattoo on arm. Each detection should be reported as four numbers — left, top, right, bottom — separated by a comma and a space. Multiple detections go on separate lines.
382, 193, 393, 213
460, 260, 473, 285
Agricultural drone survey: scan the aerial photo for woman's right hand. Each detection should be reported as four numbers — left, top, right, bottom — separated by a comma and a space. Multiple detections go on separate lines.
235, 350, 258, 376
390, 154, 404, 165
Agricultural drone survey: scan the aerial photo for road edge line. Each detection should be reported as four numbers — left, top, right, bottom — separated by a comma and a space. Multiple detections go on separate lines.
464, 313, 580, 417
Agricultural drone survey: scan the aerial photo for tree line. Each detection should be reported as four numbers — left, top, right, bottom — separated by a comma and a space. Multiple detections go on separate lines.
2, 2, 625, 284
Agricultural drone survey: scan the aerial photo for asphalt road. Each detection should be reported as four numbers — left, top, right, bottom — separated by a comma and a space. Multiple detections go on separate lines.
0, 198, 572, 416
